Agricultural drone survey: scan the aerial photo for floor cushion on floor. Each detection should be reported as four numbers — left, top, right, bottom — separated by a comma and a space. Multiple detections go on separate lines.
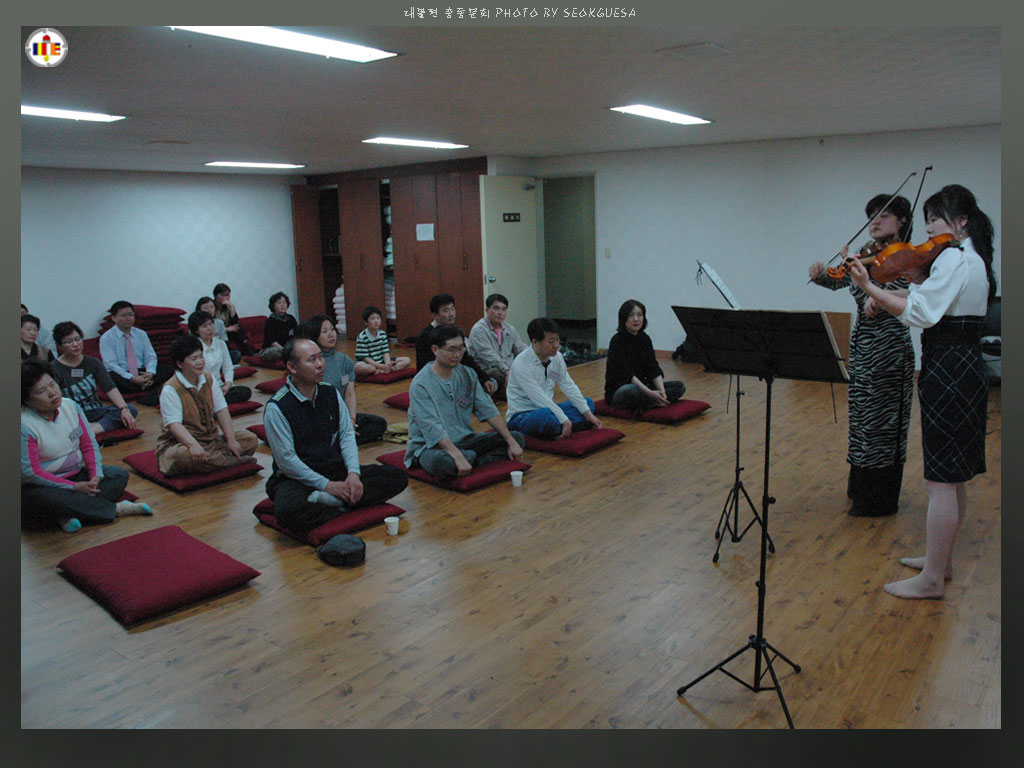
376, 449, 530, 492
383, 391, 410, 410
356, 368, 416, 384
255, 377, 287, 394
122, 450, 261, 493
523, 427, 625, 457
592, 398, 712, 424
241, 355, 286, 370
227, 400, 262, 416
233, 366, 258, 380
57, 525, 260, 626
95, 428, 145, 446
247, 424, 267, 443
252, 498, 405, 547
98, 389, 148, 403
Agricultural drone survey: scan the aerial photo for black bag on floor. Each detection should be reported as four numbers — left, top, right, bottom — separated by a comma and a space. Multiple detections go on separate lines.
317, 533, 366, 567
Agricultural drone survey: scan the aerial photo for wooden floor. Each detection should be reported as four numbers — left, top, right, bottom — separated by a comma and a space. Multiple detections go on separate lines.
20, 343, 1001, 729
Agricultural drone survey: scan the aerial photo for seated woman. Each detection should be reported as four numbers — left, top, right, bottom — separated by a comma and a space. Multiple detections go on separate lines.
187, 311, 252, 404
604, 299, 685, 412
155, 334, 259, 477
21, 315, 54, 363
259, 292, 298, 364
212, 282, 255, 356
295, 315, 387, 445
21, 360, 152, 533
196, 296, 239, 364
49, 321, 139, 435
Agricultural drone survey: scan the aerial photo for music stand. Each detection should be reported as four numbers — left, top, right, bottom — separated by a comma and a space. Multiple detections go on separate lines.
670, 306, 849, 729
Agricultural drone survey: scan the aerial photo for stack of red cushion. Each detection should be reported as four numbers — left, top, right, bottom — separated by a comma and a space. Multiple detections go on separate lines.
98, 304, 187, 365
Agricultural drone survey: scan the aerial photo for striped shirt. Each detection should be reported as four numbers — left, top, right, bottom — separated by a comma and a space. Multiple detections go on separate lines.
355, 328, 390, 363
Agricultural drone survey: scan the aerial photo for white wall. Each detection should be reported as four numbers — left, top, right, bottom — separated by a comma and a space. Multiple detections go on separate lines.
495, 125, 1001, 355
21, 167, 299, 338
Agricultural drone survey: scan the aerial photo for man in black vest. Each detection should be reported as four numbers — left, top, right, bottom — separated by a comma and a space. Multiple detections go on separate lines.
262, 338, 407, 532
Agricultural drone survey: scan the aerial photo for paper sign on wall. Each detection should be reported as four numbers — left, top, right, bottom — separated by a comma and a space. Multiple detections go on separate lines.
416, 223, 435, 241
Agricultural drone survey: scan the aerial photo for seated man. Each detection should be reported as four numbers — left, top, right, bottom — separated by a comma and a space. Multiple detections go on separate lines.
467, 293, 526, 397
506, 318, 603, 439
155, 335, 259, 476
406, 324, 525, 480
415, 292, 497, 394
263, 338, 408, 533
99, 300, 174, 406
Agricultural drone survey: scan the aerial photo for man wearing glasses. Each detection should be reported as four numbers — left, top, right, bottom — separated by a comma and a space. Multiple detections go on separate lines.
406, 324, 525, 479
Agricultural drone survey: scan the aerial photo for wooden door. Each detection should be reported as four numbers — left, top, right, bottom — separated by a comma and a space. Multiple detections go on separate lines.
290, 185, 324, 322
339, 179, 385, 339
391, 174, 440, 342
436, 171, 485, 329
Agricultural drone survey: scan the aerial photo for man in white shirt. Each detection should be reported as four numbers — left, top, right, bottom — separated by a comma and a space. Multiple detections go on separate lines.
505, 317, 603, 439
99, 300, 173, 406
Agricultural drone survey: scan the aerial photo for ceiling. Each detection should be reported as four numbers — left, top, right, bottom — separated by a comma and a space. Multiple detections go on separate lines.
21, 26, 1001, 177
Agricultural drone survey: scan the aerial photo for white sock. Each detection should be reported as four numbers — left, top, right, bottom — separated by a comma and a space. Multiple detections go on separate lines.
115, 501, 153, 517
307, 490, 344, 507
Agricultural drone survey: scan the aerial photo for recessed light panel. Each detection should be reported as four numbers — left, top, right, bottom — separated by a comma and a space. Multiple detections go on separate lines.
610, 104, 710, 125
363, 137, 469, 149
22, 105, 125, 122
166, 27, 396, 63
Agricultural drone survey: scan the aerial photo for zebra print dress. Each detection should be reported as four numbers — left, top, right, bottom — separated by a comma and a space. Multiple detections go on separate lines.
816, 272, 915, 468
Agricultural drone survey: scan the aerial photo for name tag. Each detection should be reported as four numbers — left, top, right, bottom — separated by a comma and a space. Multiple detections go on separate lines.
456, 395, 472, 410
340, 375, 350, 386
71, 368, 84, 378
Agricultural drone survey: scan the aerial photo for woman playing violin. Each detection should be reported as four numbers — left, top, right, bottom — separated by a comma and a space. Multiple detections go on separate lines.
809, 195, 915, 518
847, 184, 995, 599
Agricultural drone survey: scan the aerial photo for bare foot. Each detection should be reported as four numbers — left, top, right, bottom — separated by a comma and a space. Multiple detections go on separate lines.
884, 574, 945, 599
900, 556, 952, 580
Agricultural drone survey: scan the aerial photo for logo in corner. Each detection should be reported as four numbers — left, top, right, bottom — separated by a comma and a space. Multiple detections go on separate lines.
25, 28, 67, 68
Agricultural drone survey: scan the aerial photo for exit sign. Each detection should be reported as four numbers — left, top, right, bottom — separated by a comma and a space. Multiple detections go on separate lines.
502, 212, 521, 222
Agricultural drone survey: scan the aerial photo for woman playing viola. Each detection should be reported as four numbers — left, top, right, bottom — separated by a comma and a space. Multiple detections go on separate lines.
847, 184, 995, 599
809, 194, 916, 517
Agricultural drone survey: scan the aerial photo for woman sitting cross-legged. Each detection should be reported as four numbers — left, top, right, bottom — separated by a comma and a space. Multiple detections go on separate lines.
259, 291, 298, 364
21, 360, 152, 533
295, 314, 388, 444
155, 334, 259, 476
196, 296, 240, 364
604, 299, 685, 412
187, 310, 252, 404
49, 321, 139, 436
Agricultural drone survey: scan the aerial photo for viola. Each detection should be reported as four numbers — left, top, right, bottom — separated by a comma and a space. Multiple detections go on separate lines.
868, 232, 958, 283
825, 241, 882, 280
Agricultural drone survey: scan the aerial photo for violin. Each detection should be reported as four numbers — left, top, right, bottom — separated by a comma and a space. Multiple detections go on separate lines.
825, 240, 882, 280
860, 232, 958, 284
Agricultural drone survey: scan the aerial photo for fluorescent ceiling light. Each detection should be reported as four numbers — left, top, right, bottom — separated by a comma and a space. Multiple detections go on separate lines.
21, 105, 125, 122
205, 161, 306, 169
363, 137, 469, 149
610, 104, 710, 125
166, 26, 396, 63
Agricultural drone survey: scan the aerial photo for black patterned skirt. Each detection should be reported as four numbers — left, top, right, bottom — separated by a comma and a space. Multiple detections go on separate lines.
918, 316, 988, 482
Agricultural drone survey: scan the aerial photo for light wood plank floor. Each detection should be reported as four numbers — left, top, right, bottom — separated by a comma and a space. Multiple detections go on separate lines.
20, 343, 1001, 728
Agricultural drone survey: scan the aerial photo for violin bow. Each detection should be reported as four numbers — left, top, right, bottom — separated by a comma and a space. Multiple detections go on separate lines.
902, 165, 933, 242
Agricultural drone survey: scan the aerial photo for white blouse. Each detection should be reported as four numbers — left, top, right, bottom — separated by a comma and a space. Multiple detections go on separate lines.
899, 238, 990, 329
201, 337, 234, 385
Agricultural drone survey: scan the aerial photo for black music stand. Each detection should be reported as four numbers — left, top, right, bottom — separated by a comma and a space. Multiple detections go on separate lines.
670, 306, 849, 729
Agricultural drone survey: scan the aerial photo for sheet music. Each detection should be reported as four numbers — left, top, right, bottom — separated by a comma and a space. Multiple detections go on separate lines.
696, 261, 741, 309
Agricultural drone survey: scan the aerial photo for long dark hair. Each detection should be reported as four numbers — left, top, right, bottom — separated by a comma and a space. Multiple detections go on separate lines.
923, 184, 997, 303
617, 299, 648, 334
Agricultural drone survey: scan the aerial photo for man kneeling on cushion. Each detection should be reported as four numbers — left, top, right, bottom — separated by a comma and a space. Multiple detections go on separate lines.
406, 324, 524, 480
263, 338, 408, 532
156, 335, 260, 476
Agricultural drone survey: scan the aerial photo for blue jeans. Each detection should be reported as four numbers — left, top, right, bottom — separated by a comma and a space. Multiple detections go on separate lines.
507, 398, 595, 438
86, 403, 139, 432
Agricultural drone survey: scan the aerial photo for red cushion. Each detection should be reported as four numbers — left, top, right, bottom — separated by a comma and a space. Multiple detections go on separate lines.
99, 388, 148, 403
523, 427, 625, 457
119, 491, 139, 502
383, 391, 410, 410
253, 498, 405, 546
356, 368, 416, 384
255, 377, 287, 394
57, 525, 259, 626
95, 428, 145, 446
227, 400, 262, 416
241, 355, 286, 370
233, 366, 258, 380
593, 398, 711, 424
247, 424, 267, 443
123, 450, 261, 493
376, 449, 530, 492
82, 338, 101, 358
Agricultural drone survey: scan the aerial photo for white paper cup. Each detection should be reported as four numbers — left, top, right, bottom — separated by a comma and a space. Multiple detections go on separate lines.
384, 516, 400, 535
510, 470, 524, 487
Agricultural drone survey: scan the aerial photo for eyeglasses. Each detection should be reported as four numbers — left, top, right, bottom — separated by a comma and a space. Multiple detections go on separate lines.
440, 345, 466, 354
